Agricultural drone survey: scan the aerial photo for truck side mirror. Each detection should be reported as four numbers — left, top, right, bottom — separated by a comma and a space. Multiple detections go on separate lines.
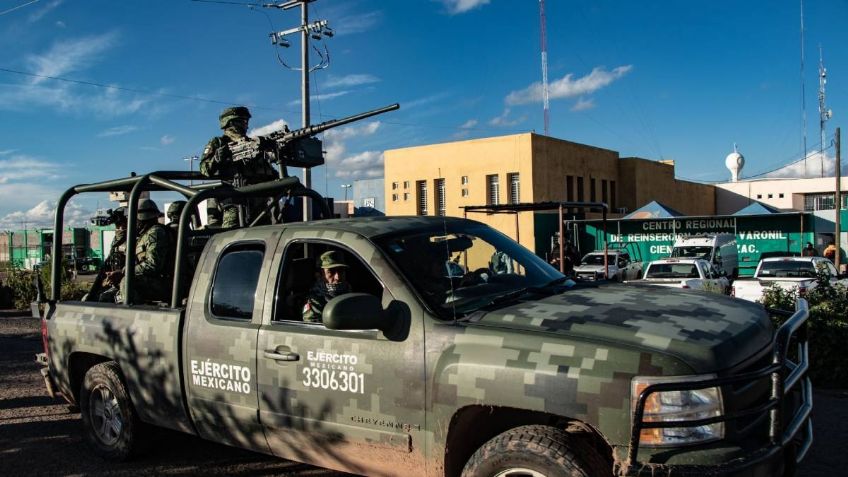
323, 293, 389, 332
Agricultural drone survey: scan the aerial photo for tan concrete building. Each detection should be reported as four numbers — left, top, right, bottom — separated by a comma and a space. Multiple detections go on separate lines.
384, 133, 714, 254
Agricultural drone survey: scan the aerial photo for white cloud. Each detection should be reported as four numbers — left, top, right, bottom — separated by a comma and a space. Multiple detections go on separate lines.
0, 80, 153, 117
460, 119, 478, 128
0, 199, 91, 230
56, 20, 66, 28
250, 119, 290, 137
334, 151, 384, 179
0, 154, 61, 182
404, 91, 451, 109
570, 97, 595, 112
505, 65, 633, 106
488, 108, 524, 127
0, 149, 16, 156
440, 0, 491, 15
288, 91, 350, 107
97, 125, 137, 137
321, 122, 384, 180
336, 11, 382, 35
26, 32, 118, 84
28, 0, 63, 23
160, 135, 175, 145
762, 151, 836, 179
324, 74, 380, 89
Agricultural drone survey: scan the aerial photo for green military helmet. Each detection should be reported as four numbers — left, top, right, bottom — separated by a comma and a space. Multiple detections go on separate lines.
137, 199, 163, 220
167, 201, 187, 220
219, 106, 252, 129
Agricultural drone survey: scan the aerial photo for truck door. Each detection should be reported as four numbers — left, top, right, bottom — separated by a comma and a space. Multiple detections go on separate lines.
256, 233, 426, 476
183, 238, 274, 454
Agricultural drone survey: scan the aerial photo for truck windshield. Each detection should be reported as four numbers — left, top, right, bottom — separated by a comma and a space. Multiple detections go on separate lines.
671, 246, 712, 260
581, 254, 615, 266
758, 261, 817, 278
375, 224, 563, 318
645, 263, 699, 279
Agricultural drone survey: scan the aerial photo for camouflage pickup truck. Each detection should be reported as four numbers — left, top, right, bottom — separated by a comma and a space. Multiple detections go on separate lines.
36, 173, 812, 477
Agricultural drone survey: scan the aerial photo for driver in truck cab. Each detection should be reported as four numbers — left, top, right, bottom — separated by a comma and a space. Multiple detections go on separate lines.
302, 250, 352, 323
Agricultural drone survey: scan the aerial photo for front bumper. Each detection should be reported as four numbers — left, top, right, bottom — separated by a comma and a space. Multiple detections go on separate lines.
622, 300, 813, 476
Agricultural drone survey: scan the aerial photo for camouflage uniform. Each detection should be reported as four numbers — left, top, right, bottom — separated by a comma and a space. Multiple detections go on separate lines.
120, 200, 173, 303
302, 251, 351, 323
199, 106, 278, 228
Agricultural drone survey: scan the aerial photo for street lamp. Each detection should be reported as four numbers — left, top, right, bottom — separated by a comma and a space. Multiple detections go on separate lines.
184, 155, 199, 185
340, 183, 352, 201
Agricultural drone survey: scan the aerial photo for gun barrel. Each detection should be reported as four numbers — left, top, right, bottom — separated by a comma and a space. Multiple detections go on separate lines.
294, 103, 400, 139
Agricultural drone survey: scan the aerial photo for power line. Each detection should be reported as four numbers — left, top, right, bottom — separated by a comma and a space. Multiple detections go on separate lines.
0, 0, 39, 17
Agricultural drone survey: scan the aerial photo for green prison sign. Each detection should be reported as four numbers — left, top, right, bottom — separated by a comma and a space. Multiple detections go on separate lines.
577, 214, 814, 277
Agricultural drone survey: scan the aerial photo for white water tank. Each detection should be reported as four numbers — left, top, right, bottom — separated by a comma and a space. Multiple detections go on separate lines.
725, 144, 745, 182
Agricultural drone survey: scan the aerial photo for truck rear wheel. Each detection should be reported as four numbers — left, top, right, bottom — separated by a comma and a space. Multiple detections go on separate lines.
80, 362, 140, 461
461, 424, 611, 477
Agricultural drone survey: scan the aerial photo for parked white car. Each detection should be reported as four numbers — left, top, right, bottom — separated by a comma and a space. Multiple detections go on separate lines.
574, 251, 642, 282
732, 256, 842, 302
671, 233, 738, 278
632, 258, 730, 294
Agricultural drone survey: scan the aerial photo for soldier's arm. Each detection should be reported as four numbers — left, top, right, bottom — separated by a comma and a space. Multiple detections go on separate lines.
199, 138, 225, 176
134, 227, 170, 277
302, 295, 324, 323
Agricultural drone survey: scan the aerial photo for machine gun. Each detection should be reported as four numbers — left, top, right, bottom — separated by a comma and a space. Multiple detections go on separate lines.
226, 103, 400, 173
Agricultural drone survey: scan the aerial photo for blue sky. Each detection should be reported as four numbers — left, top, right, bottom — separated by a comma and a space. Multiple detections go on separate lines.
1, 0, 847, 228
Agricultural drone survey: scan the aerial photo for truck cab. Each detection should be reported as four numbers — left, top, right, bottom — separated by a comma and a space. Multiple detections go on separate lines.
671, 233, 738, 279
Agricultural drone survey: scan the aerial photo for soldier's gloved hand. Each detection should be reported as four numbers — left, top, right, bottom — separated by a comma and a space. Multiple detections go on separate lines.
214, 146, 229, 164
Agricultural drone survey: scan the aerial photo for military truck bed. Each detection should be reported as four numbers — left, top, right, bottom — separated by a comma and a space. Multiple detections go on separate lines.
47, 302, 195, 435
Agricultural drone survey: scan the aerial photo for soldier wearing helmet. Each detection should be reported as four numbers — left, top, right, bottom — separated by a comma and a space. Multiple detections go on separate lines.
199, 106, 277, 228
108, 199, 173, 303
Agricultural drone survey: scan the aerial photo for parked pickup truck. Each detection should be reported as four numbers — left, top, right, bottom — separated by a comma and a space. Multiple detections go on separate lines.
629, 258, 730, 294
732, 256, 841, 302
573, 250, 641, 282
35, 173, 813, 477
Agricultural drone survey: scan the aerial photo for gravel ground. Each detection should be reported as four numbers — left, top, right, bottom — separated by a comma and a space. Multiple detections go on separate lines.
1, 310, 844, 476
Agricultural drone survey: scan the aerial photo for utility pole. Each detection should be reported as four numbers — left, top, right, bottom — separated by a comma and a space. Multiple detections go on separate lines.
269, 0, 333, 222
836, 127, 842, 272
183, 154, 199, 186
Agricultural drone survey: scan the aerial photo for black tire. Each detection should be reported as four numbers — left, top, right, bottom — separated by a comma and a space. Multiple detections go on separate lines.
79, 362, 141, 461
461, 425, 611, 477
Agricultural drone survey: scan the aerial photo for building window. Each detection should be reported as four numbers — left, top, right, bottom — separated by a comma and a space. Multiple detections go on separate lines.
590, 178, 596, 202
403, 181, 410, 189
768, 194, 773, 199
391, 193, 398, 201
391, 182, 398, 190
461, 189, 469, 197
757, 194, 762, 199
566, 175, 574, 202
434, 178, 446, 216
611, 180, 617, 209
486, 174, 500, 205
601, 179, 608, 204
779, 193, 784, 199
804, 193, 837, 211
416, 180, 428, 215
403, 192, 409, 201
577, 177, 584, 201
461, 176, 469, 185
508, 173, 520, 204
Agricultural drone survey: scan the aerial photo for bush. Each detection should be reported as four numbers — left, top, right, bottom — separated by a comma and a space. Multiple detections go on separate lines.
760, 269, 848, 389
5, 261, 88, 310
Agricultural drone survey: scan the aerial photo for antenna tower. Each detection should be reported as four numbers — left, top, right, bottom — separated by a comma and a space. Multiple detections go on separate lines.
539, 0, 550, 136
818, 45, 833, 178
800, 0, 807, 176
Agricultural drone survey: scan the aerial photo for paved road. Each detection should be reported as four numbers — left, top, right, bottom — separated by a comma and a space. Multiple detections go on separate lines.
1, 311, 845, 476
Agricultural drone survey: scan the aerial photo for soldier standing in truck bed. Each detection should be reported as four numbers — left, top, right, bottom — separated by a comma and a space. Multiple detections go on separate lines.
199, 106, 278, 228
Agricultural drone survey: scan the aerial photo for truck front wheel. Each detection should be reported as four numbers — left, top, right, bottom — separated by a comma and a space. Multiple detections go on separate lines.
80, 362, 140, 461
461, 425, 611, 477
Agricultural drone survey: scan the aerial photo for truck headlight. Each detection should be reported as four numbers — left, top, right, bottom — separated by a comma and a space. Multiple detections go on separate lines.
631, 375, 724, 446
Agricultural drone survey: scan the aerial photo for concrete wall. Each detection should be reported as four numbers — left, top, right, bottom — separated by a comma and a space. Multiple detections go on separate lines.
352, 178, 385, 216
530, 134, 620, 205
619, 158, 715, 216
